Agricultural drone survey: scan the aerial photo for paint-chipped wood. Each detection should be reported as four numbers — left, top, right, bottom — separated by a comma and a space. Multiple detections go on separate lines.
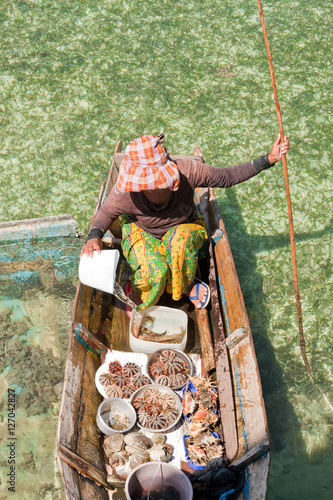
208, 242, 238, 462
76, 349, 106, 470
195, 307, 215, 372
56, 459, 81, 500
58, 443, 109, 489
232, 444, 269, 468
73, 323, 109, 354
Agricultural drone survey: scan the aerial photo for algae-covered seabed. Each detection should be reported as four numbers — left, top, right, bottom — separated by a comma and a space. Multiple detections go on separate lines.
0, 0, 332, 498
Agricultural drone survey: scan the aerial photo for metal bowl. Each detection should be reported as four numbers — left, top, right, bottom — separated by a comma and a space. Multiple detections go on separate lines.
146, 349, 193, 390
130, 384, 182, 433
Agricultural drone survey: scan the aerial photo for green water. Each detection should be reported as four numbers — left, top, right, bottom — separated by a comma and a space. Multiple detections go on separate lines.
0, 0, 332, 498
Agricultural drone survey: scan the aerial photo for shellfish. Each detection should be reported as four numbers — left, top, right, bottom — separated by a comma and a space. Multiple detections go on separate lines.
165, 407, 179, 424
131, 396, 147, 411
137, 410, 150, 428
105, 384, 123, 398
123, 362, 140, 378
124, 432, 152, 451
108, 450, 129, 466
148, 446, 169, 462
146, 402, 163, 416
150, 362, 165, 377
159, 349, 176, 363
103, 434, 124, 456
148, 413, 168, 430
112, 372, 130, 388
109, 411, 130, 431
168, 372, 188, 387
131, 373, 150, 389
99, 372, 114, 386
143, 387, 161, 404
122, 385, 135, 399
108, 360, 123, 375
159, 392, 177, 410
154, 374, 169, 386
129, 451, 150, 470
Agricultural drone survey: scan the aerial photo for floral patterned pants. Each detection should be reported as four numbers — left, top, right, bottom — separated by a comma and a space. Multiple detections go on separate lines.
121, 214, 208, 311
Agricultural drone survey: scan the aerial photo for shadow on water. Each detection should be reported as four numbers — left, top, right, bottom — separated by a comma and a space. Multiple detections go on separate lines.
217, 190, 306, 463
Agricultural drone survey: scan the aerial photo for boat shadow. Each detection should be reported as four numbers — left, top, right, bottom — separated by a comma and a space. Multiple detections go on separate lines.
217, 189, 304, 459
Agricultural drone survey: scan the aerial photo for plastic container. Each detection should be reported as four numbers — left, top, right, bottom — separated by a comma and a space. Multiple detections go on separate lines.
79, 249, 120, 294
96, 397, 136, 435
125, 462, 193, 500
183, 431, 220, 470
129, 305, 188, 354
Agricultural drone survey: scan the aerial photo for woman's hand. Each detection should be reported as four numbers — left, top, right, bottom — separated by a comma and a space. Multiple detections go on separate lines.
268, 134, 289, 164
80, 238, 102, 258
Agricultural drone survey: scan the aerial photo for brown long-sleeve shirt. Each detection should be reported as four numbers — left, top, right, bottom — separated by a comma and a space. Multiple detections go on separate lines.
89, 154, 272, 240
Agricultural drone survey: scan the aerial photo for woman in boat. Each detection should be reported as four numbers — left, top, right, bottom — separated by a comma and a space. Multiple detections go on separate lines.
80, 133, 289, 311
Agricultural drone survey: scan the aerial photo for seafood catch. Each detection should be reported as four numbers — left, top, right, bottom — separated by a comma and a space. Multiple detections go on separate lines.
103, 431, 173, 485
148, 349, 192, 389
136, 314, 186, 343
182, 376, 225, 466
131, 385, 181, 431
99, 360, 150, 399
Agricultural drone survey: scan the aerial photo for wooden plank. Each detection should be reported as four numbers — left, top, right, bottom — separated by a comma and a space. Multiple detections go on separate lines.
0, 214, 77, 241
79, 475, 110, 500
208, 242, 238, 462
76, 349, 106, 471
58, 443, 109, 489
229, 336, 269, 460
195, 308, 215, 373
73, 323, 109, 354
238, 454, 270, 500
232, 444, 269, 468
57, 334, 87, 451
214, 237, 248, 335
88, 289, 107, 337
56, 459, 81, 500
226, 329, 248, 350
74, 283, 95, 330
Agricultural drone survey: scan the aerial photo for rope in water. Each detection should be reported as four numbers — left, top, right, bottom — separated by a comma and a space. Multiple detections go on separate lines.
256, 0, 315, 386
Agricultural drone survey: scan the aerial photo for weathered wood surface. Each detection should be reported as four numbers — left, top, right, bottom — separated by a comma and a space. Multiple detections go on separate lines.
195, 307, 215, 373
58, 444, 109, 489
0, 214, 77, 241
196, 186, 238, 462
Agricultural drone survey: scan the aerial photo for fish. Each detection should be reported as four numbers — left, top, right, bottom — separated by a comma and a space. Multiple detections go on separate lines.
137, 331, 185, 343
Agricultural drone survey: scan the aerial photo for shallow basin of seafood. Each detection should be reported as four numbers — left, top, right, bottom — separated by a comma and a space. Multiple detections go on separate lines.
131, 384, 182, 433
129, 306, 188, 354
96, 397, 136, 436
147, 349, 193, 390
95, 358, 151, 399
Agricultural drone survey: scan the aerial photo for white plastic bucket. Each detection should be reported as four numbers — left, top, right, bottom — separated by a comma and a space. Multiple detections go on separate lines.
79, 249, 120, 294
129, 306, 188, 354
125, 462, 193, 500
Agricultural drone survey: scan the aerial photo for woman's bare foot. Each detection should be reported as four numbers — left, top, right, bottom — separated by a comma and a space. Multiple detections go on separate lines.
186, 280, 210, 308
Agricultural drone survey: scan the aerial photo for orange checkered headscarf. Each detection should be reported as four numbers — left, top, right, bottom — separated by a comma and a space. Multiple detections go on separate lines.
116, 134, 180, 192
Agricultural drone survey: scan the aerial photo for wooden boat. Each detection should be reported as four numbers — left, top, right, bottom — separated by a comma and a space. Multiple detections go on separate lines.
56, 141, 270, 499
